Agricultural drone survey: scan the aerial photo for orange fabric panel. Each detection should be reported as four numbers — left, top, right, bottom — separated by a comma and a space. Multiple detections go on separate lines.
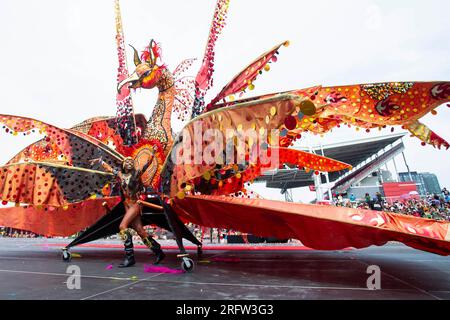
0, 163, 65, 206
0, 197, 120, 236
172, 195, 450, 256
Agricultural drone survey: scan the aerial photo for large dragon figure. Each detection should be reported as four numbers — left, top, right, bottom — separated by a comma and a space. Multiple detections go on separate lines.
0, 0, 449, 270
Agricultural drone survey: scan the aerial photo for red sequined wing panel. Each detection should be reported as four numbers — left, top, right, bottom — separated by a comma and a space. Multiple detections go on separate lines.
162, 93, 351, 198
0, 115, 124, 171
301, 82, 450, 148
237, 82, 450, 149
207, 41, 290, 111
187, 147, 351, 197
0, 162, 115, 207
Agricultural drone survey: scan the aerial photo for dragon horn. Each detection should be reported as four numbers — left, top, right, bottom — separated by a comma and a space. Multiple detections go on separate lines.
147, 39, 155, 66
129, 44, 142, 66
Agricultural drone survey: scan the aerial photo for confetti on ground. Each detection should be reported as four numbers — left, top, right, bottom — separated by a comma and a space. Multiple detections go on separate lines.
198, 260, 211, 264
71, 253, 82, 258
130, 276, 138, 280
144, 265, 184, 274
105, 264, 113, 270
210, 257, 241, 263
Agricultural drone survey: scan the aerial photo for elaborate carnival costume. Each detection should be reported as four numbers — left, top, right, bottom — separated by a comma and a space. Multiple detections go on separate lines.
98, 157, 165, 267
0, 0, 449, 272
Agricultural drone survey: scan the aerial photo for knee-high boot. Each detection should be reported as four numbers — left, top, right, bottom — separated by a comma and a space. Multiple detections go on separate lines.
118, 229, 135, 268
142, 237, 166, 265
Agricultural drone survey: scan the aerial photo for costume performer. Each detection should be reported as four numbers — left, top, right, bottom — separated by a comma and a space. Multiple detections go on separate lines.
93, 156, 165, 267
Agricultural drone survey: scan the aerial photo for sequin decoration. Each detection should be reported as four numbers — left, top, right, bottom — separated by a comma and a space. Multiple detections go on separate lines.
115, 0, 137, 146
362, 82, 414, 101
192, 0, 231, 117
172, 59, 196, 121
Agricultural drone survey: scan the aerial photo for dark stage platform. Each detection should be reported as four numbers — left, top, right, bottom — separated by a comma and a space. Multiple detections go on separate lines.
0, 238, 449, 300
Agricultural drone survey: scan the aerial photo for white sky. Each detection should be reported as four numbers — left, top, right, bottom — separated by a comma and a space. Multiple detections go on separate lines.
0, 0, 448, 202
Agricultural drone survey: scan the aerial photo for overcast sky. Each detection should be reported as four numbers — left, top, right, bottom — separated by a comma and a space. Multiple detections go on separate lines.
0, 0, 448, 201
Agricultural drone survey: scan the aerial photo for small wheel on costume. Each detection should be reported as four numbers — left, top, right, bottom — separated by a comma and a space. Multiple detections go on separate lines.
181, 257, 194, 272
62, 248, 71, 262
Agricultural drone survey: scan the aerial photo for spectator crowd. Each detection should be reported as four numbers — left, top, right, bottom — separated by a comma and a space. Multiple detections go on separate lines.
334, 187, 450, 221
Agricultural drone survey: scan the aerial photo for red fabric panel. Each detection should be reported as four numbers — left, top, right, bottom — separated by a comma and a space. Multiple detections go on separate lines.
172, 195, 450, 256
0, 197, 120, 237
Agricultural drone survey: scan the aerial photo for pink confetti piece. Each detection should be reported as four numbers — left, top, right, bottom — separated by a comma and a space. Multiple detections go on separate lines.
143, 265, 184, 274
105, 264, 113, 270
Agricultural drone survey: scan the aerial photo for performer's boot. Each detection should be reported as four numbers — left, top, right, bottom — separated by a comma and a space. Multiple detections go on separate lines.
118, 229, 135, 268
142, 237, 166, 265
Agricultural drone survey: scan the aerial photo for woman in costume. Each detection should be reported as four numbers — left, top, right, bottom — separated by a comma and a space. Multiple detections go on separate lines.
92, 156, 165, 267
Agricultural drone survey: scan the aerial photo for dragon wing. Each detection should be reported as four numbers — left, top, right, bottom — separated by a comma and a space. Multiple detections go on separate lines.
0, 114, 124, 169
0, 161, 116, 207
203, 81, 450, 149
0, 114, 125, 236
162, 93, 352, 198
206, 41, 289, 111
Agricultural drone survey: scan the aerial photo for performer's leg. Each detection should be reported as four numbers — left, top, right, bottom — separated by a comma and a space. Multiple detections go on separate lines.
118, 203, 141, 268
132, 216, 165, 265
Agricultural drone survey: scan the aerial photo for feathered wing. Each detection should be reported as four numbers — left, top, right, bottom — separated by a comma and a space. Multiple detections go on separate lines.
162, 93, 352, 198
172, 195, 450, 256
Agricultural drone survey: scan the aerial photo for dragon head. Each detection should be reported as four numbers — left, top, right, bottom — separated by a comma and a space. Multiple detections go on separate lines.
117, 39, 165, 92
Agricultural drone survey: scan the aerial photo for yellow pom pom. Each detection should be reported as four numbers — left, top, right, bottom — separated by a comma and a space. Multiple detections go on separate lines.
176, 191, 186, 200
236, 173, 242, 179
229, 95, 235, 101
264, 64, 270, 72
248, 84, 255, 91
203, 171, 211, 181
284, 40, 290, 47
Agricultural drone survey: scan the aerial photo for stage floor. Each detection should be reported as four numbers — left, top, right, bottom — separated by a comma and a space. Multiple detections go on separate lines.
0, 238, 449, 300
